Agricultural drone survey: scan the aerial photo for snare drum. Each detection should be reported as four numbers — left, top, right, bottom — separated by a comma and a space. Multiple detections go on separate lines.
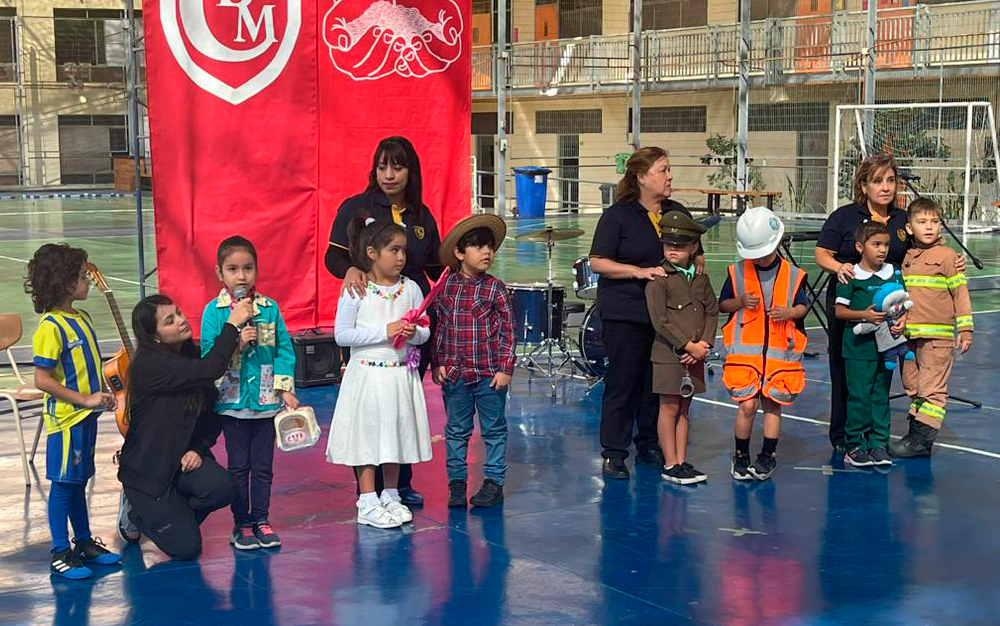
579, 304, 607, 377
509, 283, 564, 344
572, 256, 598, 300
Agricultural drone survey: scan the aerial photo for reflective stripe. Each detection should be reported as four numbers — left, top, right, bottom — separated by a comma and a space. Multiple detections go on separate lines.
907, 323, 956, 338
725, 343, 803, 363
956, 315, 973, 329
917, 401, 946, 421
903, 275, 949, 289
946, 274, 968, 289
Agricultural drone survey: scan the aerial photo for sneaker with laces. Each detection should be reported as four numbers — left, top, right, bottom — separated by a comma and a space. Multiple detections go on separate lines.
681, 462, 708, 483
380, 493, 413, 523
661, 464, 699, 485
74, 537, 121, 565
50, 547, 92, 579
448, 480, 467, 508
470, 479, 504, 507
357, 503, 402, 529
869, 447, 892, 466
844, 447, 874, 468
731, 451, 753, 481
117, 492, 140, 544
231, 525, 261, 550
749, 453, 777, 480
254, 521, 281, 548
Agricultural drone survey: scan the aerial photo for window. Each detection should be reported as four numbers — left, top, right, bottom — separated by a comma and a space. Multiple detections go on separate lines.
746, 0, 797, 20
472, 0, 491, 13
471, 111, 514, 135
475, 135, 495, 209
559, 135, 579, 211
559, 0, 601, 38
536, 109, 602, 134
0, 115, 19, 186
54, 8, 142, 83
749, 102, 829, 132
628, 106, 707, 133
58, 115, 127, 185
640, 0, 708, 30
0, 8, 15, 83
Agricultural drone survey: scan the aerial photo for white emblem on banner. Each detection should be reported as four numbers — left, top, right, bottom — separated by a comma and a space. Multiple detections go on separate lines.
322, 0, 463, 81
161, 0, 301, 105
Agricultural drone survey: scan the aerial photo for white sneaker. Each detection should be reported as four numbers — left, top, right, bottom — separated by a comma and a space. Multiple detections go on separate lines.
380, 494, 413, 524
357, 503, 402, 529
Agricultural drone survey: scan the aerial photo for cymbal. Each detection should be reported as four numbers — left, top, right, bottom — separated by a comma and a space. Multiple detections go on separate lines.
515, 226, 586, 242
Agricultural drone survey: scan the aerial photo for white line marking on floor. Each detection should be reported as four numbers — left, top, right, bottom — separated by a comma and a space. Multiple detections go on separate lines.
0, 253, 153, 288
717, 527, 767, 537
793, 465, 858, 475
692, 397, 1000, 460
0, 209, 154, 217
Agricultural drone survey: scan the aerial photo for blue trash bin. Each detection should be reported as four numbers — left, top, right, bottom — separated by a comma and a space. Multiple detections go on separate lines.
512, 167, 551, 218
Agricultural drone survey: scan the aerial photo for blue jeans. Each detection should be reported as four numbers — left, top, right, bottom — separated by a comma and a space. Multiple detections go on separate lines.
443, 378, 509, 485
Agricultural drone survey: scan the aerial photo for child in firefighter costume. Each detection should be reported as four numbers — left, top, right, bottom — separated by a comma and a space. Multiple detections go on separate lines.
719, 207, 809, 481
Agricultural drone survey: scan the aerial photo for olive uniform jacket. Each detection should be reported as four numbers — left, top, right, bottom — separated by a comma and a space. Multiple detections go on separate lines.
645, 263, 720, 365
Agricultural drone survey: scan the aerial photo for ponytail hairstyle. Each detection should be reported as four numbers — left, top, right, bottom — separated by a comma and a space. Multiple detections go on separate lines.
129, 294, 203, 417
347, 213, 407, 272
615, 146, 670, 203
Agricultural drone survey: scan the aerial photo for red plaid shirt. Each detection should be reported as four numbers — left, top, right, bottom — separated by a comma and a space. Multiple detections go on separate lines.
432, 271, 516, 384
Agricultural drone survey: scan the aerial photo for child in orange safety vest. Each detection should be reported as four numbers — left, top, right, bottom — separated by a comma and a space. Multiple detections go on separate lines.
719, 207, 809, 481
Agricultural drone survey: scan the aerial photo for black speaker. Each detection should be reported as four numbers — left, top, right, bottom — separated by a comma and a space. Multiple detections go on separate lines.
293, 331, 343, 388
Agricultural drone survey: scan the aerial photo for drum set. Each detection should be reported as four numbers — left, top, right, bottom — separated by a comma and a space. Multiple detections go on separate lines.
508, 226, 607, 396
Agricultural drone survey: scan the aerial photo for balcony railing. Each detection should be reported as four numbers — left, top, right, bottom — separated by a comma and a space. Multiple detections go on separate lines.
472, 1, 1000, 93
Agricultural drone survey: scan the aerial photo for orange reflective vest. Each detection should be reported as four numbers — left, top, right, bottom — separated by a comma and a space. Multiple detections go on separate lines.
722, 259, 807, 405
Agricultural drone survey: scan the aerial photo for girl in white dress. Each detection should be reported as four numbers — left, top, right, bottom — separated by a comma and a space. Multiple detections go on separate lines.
328, 215, 432, 528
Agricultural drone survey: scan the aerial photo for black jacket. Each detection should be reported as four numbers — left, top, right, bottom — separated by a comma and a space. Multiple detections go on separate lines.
117, 323, 238, 497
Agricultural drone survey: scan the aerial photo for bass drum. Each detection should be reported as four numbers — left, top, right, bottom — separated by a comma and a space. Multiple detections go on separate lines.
579, 304, 607, 377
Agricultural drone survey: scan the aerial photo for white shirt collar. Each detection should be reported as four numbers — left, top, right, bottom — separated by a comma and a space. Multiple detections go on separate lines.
853, 263, 894, 281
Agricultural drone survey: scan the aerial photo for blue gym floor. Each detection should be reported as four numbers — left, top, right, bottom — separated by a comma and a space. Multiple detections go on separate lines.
2, 202, 1000, 625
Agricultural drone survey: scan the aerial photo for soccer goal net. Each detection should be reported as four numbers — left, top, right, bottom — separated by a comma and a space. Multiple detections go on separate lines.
834, 102, 1000, 237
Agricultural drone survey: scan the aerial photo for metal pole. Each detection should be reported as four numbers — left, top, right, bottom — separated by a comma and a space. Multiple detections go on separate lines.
962, 103, 973, 244
496, 0, 508, 218
863, 0, 877, 145
736, 0, 749, 197
124, 0, 146, 298
631, 0, 642, 151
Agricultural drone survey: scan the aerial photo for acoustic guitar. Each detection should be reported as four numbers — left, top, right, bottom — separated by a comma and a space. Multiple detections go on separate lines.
86, 263, 134, 436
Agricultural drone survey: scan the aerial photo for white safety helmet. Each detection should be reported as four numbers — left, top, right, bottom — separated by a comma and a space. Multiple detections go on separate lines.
735, 206, 785, 259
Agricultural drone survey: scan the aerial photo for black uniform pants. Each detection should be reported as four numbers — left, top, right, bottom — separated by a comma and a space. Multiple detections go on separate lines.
600, 320, 659, 459
124, 456, 235, 560
826, 291, 849, 447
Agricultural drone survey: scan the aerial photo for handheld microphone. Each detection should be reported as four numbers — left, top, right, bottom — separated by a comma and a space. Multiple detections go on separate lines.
232, 286, 256, 348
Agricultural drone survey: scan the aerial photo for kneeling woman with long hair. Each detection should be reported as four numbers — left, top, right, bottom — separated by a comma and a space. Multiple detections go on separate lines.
117, 294, 253, 559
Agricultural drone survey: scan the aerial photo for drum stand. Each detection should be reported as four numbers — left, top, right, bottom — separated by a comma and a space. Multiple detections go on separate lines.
516, 234, 591, 397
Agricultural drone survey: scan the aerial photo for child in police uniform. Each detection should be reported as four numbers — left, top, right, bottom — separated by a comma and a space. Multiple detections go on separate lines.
25, 244, 121, 579
891, 198, 973, 457
719, 207, 809, 481
644, 210, 719, 484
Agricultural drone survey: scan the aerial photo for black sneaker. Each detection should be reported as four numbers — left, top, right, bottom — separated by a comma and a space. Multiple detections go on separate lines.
448, 480, 467, 508
844, 447, 874, 467
661, 464, 700, 485
635, 448, 666, 467
74, 537, 121, 565
731, 451, 753, 481
602, 457, 629, 480
681, 462, 708, 484
254, 521, 281, 548
749, 453, 777, 481
50, 548, 92, 579
469, 479, 504, 508
869, 448, 892, 466
230, 525, 261, 550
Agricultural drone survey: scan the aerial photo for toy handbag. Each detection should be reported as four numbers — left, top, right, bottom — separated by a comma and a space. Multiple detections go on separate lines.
274, 406, 320, 452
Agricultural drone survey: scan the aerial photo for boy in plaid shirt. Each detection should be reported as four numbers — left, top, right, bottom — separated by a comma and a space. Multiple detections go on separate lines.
432, 215, 515, 508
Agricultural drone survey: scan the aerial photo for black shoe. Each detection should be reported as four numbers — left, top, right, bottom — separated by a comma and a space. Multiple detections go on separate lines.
889, 421, 937, 458
832, 442, 847, 454
869, 447, 892, 466
602, 457, 629, 480
731, 451, 753, 481
661, 464, 702, 485
448, 480, 467, 508
73, 537, 121, 565
680, 462, 707, 483
398, 487, 424, 506
470, 479, 504, 508
50, 548, 92, 579
749, 453, 777, 481
844, 447, 874, 467
635, 448, 665, 467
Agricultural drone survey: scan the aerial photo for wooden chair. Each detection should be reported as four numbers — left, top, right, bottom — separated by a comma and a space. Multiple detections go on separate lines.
0, 314, 45, 486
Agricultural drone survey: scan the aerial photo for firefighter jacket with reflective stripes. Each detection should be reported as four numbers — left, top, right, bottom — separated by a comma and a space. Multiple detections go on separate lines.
722, 258, 808, 405
901, 241, 973, 340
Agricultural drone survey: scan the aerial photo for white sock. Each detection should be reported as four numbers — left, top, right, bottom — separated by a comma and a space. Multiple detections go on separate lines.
357, 492, 379, 509
382, 488, 400, 502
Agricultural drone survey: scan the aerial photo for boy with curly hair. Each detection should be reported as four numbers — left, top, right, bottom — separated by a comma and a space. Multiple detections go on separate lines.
24, 243, 120, 579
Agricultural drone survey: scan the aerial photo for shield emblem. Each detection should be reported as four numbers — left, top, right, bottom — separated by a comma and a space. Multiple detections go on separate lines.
161, 0, 302, 105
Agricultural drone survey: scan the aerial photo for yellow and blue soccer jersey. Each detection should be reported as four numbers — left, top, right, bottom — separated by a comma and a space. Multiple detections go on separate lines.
32, 309, 103, 433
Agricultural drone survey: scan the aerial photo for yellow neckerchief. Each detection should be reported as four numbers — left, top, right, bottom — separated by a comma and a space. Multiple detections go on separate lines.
868, 206, 890, 224
646, 210, 661, 236
391, 204, 407, 226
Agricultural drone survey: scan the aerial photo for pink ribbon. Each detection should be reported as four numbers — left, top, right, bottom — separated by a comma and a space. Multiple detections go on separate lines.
392, 266, 452, 349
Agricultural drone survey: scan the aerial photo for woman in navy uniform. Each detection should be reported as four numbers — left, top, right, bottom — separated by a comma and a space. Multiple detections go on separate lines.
325, 136, 443, 505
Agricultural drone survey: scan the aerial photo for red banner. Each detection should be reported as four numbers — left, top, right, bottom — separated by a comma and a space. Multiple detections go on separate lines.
144, 0, 471, 335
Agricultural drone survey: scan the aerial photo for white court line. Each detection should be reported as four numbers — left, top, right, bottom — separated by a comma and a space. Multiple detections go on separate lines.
0, 209, 153, 217
0, 253, 152, 288
692, 396, 1000, 460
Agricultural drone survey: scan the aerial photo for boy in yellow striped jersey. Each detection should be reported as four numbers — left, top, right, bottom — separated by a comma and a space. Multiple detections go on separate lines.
25, 244, 120, 579
891, 199, 973, 458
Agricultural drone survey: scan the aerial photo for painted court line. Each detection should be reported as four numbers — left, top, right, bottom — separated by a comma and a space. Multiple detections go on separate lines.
0, 253, 152, 288
692, 397, 1000, 460
0, 209, 153, 217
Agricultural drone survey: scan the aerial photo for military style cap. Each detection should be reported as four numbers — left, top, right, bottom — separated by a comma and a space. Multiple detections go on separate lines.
659, 210, 707, 245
